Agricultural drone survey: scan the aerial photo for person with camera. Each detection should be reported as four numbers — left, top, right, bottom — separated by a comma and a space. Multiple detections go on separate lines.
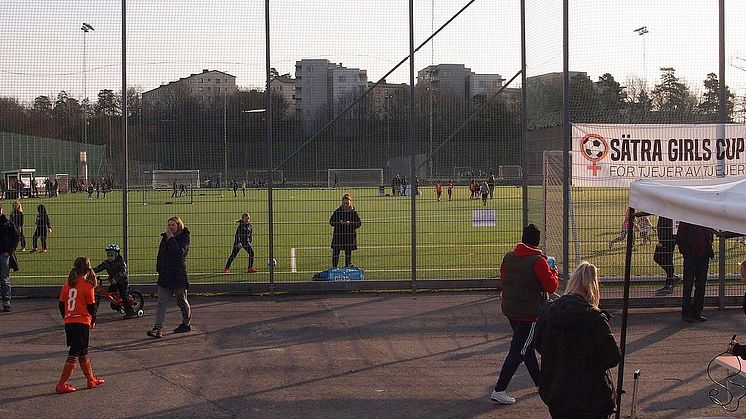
490, 224, 559, 405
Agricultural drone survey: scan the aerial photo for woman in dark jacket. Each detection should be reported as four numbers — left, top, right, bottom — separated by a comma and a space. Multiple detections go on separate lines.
31, 204, 52, 253
147, 216, 191, 338
329, 193, 361, 268
10, 201, 25, 252
535, 262, 621, 419
223, 212, 256, 273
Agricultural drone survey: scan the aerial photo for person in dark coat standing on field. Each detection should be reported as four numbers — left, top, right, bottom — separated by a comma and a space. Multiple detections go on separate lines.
535, 262, 621, 419
147, 216, 192, 338
490, 224, 559, 405
10, 200, 25, 252
329, 193, 361, 268
31, 204, 52, 253
223, 212, 257, 274
676, 221, 714, 323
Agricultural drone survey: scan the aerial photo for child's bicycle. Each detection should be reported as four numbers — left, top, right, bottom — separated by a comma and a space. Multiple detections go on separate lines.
95, 277, 145, 317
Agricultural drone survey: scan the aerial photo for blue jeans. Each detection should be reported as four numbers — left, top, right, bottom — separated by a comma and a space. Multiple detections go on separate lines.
0, 253, 10, 308
494, 319, 540, 392
682, 255, 710, 317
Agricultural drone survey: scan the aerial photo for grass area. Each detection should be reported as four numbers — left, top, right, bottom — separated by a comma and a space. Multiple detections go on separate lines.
9, 185, 745, 286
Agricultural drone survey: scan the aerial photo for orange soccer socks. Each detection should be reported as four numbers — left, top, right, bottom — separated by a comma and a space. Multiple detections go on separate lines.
79, 355, 105, 388
55, 357, 77, 394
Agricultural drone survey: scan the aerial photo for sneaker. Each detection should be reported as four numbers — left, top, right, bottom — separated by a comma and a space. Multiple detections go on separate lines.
682, 315, 695, 323
30, 248, 38, 253
55, 382, 77, 394
173, 323, 191, 333
147, 327, 162, 338
490, 390, 516, 405
42, 249, 48, 253
247, 267, 258, 273
3, 306, 10, 312
223, 268, 231, 274
87, 377, 105, 389
20, 248, 26, 252
654, 285, 673, 295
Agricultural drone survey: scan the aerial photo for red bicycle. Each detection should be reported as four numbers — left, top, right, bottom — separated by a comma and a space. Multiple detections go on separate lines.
95, 279, 145, 317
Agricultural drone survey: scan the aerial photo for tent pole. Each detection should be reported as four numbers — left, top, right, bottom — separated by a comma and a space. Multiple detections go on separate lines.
615, 207, 636, 419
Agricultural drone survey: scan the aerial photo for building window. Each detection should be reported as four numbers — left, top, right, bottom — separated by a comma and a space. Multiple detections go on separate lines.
199, 78, 203, 83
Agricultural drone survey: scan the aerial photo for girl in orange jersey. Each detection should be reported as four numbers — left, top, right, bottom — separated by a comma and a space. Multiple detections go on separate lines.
55, 257, 105, 394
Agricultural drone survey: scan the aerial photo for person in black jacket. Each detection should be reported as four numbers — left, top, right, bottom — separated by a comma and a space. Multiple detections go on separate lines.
147, 216, 191, 338
535, 262, 621, 419
329, 193, 361, 268
93, 244, 136, 318
223, 212, 257, 273
0, 209, 20, 312
31, 204, 52, 253
10, 200, 25, 252
653, 216, 679, 295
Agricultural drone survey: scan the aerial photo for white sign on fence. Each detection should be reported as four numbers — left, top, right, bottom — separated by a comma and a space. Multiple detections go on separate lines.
572, 123, 746, 187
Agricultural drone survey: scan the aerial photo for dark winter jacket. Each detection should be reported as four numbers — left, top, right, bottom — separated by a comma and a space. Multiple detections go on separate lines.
156, 227, 190, 289
535, 294, 621, 417
233, 221, 253, 247
35, 212, 51, 231
0, 215, 20, 254
93, 255, 129, 283
9, 210, 23, 229
500, 243, 559, 321
676, 222, 714, 259
329, 206, 361, 250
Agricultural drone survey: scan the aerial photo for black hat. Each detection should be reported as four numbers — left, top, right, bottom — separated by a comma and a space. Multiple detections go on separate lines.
522, 224, 541, 246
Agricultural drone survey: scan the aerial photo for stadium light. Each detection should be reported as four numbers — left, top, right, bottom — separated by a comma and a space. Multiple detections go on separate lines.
633, 26, 649, 89
81, 22, 95, 185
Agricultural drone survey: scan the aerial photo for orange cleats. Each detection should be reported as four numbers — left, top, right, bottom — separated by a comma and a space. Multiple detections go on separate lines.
55, 382, 77, 394
247, 267, 258, 273
223, 268, 231, 274
87, 377, 105, 389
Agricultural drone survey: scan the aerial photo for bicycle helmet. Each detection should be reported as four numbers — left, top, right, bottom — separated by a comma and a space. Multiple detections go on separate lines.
105, 243, 121, 253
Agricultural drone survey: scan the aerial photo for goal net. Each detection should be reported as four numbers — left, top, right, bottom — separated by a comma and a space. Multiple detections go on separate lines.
543, 151, 581, 273
328, 168, 384, 187
146, 170, 200, 189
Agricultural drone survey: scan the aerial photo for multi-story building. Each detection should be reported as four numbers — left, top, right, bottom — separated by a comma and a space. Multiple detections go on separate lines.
294, 59, 367, 121
368, 80, 408, 118
142, 69, 237, 107
269, 74, 295, 116
470, 74, 504, 99
417, 64, 504, 103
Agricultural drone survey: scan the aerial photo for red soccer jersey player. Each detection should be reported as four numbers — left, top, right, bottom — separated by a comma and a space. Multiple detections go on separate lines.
55, 257, 104, 394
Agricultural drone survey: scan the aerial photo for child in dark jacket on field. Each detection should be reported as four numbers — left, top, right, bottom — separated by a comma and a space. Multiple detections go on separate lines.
93, 244, 136, 318
31, 204, 52, 253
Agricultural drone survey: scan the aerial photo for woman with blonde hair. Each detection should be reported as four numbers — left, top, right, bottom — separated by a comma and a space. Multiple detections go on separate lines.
535, 262, 621, 419
147, 216, 191, 338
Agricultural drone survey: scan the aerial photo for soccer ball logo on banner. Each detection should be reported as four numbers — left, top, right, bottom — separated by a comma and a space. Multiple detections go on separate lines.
580, 133, 609, 176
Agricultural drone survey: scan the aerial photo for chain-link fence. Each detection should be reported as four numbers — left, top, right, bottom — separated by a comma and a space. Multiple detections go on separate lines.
1, 1, 744, 301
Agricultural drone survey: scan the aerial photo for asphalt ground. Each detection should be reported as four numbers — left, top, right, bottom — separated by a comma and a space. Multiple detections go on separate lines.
1, 292, 745, 419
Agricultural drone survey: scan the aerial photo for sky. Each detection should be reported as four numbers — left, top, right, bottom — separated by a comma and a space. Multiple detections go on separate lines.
1, 0, 745, 104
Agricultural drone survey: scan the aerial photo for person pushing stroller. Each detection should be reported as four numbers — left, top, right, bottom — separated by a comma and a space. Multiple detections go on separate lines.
93, 244, 136, 319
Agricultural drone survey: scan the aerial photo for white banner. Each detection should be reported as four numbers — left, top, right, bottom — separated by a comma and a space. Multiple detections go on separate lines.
571, 123, 746, 187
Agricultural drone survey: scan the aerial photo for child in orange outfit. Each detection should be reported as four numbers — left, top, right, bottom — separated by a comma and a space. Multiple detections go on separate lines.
56, 257, 105, 394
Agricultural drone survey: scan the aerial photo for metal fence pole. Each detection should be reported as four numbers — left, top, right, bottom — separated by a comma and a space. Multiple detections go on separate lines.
520, 0, 528, 227
717, 0, 726, 309
562, 0, 570, 281
265, 0, 275, 295
409, 0, 417, 292
121, 0, 129, 262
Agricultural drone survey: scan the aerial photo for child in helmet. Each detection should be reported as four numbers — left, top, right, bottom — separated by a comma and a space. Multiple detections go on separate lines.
93, 244, 136, 318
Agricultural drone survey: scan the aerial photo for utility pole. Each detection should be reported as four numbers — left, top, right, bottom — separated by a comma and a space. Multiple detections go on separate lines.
81, 22, 94, 185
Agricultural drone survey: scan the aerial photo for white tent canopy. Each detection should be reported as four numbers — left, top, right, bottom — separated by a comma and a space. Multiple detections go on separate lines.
629, 175, 746, 235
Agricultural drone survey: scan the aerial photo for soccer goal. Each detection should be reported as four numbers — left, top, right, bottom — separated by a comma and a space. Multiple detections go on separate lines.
542, 151, 581, 273
328, 168, 384, 188
140, 170, 199, 205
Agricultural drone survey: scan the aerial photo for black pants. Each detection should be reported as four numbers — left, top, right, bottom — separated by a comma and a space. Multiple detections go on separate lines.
494, 319, 540, 391
32, 228, 47, 250
225, 243, 254, 269
15, 226, 25, 250
110, 281, 134, 313
682, 255, 710, 317
332, 248, 352, 267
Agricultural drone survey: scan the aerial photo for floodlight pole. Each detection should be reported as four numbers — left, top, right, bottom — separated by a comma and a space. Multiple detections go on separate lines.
121, 1, 129, 262
265, 0, 275, 295
81, 23, 94, 185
